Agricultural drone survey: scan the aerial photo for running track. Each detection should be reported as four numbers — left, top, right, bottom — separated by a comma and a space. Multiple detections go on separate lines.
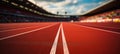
0, 22, 120, 54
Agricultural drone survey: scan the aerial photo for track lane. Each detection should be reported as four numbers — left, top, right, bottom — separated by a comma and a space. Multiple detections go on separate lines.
56, 30, 64, 54
63, 22, 120, 54
0, 23, 38, 31
0, 22, 120, 54
56, 23, 69, 54
0, 23, 53, 31
0, 23, 56, 38
0, 23, 60, 54
75, 22, 120, 33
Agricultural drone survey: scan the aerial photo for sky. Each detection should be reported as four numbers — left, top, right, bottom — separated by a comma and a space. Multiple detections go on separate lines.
28, 0, 111, 15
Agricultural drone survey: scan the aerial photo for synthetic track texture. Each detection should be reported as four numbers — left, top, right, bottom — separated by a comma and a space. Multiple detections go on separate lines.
0, 22, 120, 54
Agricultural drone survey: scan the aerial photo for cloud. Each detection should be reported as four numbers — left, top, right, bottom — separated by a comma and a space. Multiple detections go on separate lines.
53, 0, 72, 7
35, 0, 65, 2
43, 6, 66, 14
73, 0, 78, 4
36, 2, 51, 7
29, 0, 36, 4
28, 0, 109, 15
75, 6, 85, 15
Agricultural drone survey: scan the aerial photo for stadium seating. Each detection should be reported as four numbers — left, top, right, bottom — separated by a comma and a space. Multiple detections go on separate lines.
80, 9, 120, 22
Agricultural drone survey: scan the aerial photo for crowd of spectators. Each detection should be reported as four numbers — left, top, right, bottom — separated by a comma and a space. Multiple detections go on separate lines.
80, 9, 120, 23
0, 0, 71, 23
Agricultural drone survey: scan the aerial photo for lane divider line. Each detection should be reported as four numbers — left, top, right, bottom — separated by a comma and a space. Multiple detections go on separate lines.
74, 23, 120, 29
0, 24, 57, 41
61, 23, 69, 54
73, 24, 120, 34
86, 25, 120, 29
50, 23, 61, 54
0, 26, 40, 32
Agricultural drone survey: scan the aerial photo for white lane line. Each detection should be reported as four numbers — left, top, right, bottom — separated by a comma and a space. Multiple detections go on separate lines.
50, 23, 61, 54
95, 26, 120, 29
73, 24, 120, 34
61, 23, 69, 54
0, 26, 40, 32
82, 25, 120, 29
0, 24, 56, 41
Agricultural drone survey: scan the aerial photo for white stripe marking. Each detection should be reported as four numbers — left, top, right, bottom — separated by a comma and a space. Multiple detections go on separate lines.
61, 23, 69, 54
74, 24, 120, 34
50, 23, 61, 54
80, 24, 120, 29
0, 24, 56, 40
92, 25, 120, 29
0, 26, 39, 32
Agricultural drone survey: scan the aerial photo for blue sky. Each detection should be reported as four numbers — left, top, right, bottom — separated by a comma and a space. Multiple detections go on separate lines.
29, 0, 111, 15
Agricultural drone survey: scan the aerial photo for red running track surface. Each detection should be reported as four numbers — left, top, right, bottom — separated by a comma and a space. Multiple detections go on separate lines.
75, 22, 120, 32
0, 22, 120, 54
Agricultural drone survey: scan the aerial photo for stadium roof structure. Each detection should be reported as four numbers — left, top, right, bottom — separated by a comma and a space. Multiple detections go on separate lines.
4, 0, 54, 15
1, 0, 71, 18
83, 0, 120, 16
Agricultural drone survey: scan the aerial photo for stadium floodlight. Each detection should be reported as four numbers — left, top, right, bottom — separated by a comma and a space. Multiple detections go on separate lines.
11, 2, 18, 6
2, 0, 9, 3
57, 12, 59, 15
65, 11, 67, 15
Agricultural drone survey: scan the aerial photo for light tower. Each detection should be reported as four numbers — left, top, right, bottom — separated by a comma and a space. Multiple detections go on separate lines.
65, 11, 67, 15
57, 11, 59, 15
